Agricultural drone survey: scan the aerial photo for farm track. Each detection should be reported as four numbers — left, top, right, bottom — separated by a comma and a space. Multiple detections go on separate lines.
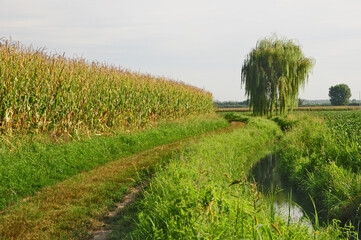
0, 121, 244, 240
91, 121, 244, 240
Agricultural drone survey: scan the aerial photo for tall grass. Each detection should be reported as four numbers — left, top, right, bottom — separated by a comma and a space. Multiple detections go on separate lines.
0, 39, 213, 137
277, 112, 361, 230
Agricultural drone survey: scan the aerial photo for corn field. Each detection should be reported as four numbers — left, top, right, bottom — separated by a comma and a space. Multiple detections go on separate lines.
0, 40, 214, 136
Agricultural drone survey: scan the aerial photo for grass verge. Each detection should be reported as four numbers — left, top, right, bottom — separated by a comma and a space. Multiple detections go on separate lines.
277, 112, 361, 233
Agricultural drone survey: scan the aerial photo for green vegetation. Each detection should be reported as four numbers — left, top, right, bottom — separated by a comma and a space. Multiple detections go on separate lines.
241, 35, 314, 116
0, 115, 228, 210
0, 117, 232, 239
0, 40, 213, 138
320, 111, 361, 148
271, 115, 298, 132
277, 111, 361, 229
221, 112, 251, 122
109, 117, 351, 239
329, 84, 352, 106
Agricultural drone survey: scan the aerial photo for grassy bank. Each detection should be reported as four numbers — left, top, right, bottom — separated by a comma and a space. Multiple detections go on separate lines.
277, 111, 361, 229
109, 117, 350, 239
0, 115, 229, 210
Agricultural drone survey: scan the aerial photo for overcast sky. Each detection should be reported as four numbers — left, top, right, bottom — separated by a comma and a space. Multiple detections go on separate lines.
2, 0, 361, 101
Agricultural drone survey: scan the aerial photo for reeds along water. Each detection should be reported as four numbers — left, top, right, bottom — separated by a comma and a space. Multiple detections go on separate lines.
0, 40, 214, 136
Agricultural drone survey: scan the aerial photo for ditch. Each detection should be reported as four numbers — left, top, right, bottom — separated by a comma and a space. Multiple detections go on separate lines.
252, 154, 312, 227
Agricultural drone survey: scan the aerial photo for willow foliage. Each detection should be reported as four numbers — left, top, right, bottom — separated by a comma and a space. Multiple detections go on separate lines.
241, 35, 314, 116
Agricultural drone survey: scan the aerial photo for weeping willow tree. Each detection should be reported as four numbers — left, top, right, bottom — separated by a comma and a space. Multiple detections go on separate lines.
241, 35, 315, 116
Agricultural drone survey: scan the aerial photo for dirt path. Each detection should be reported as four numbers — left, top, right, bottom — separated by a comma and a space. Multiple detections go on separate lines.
90, 121, 244, 240
91, 184, 144, 240
0, 121, 244, 239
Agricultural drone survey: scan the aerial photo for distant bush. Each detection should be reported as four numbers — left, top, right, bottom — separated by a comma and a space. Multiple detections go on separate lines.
223, 112, 250, 122
271, 116, 298, 131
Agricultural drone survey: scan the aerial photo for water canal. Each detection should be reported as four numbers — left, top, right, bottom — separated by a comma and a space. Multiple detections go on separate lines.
252, 154, 312, 225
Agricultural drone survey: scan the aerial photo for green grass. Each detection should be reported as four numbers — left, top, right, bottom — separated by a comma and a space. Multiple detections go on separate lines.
109, 117, 351, 239
0, 114, 229, 210
277, 111, 361, 230
0, 130, 198, 239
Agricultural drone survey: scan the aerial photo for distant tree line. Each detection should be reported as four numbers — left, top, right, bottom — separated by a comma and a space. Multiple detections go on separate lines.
214, 100, 249, 108
216, 98, 360, 108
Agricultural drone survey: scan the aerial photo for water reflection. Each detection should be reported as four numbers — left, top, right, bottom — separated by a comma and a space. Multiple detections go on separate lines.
252, 154, 310, 225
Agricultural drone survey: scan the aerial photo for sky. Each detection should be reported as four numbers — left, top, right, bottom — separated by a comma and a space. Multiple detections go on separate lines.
1, 0, 361, 101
